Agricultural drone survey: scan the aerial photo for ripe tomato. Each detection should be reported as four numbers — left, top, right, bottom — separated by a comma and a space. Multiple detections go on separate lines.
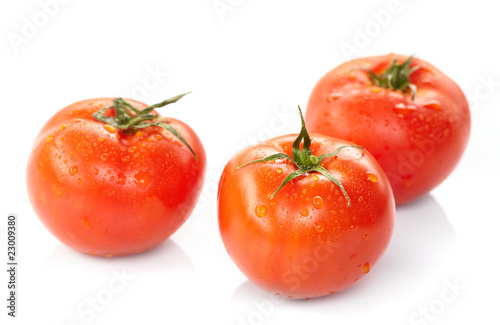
218, 109, 394, 299
27, 95, 206, 257
306, 54, 470, 205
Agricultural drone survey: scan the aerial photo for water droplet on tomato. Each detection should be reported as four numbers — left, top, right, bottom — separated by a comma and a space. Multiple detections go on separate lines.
349, 254, 357, 260
423, 99, 442, 110
98, 137, 105, 142
255, 204, 268, 218
103, 125, 116, 133
369, 87, 382, 93
101, 153, 109, 161
393, 102, 416, 117
77, 178, 83, 185
122, 156, 130, 162
46, 135, 54, 142
80, 217, 91, 229
59, 124, 67, 131
312, 196, 324, 209
275, 168, 283, 174
313, 221, 325, 233
361, 262, 371, 274
134, 170, 152, 189
357, 196, 363, 202
421, 78, 433, 86
69, 165, 78, 176
362, 234, 368, 240
129, 146, 137, 153
313, 174, 319, 181
326, 91, 342, 102
366, 172, 378, 182
300, 208, 309, 217
117, 173, 126, 185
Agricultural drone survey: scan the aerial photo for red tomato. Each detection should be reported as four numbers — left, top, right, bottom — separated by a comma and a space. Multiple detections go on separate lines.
27, 95, 206, 257
218, 109, 394, 299
306, 54, 470, 205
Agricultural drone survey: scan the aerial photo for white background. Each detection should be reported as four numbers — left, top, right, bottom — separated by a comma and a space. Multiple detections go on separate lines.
1, 0, 499, 324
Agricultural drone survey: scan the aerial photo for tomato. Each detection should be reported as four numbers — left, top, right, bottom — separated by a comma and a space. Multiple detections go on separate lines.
218, 109, 394, 299
27, 95, 206, 257
306, 54, 470, 205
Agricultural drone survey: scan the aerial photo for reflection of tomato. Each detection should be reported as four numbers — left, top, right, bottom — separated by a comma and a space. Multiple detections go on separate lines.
218, 109, 394, 299
306, 54, 470, 205
27, 95, 206, 257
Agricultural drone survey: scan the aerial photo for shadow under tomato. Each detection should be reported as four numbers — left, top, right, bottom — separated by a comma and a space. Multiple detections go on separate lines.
44, 238, 195, 274
230, 194, 456, 311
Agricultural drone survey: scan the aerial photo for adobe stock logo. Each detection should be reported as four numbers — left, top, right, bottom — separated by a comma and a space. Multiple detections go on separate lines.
339, 0, 415, 60
212, 0, 244, 21
7, 0, 72, 53
408, 277, 466, 325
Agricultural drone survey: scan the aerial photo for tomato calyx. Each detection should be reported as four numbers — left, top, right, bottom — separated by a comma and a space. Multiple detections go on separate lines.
237, 107, 364, 206
92, 93, 197, 160
356, 55, 420, 100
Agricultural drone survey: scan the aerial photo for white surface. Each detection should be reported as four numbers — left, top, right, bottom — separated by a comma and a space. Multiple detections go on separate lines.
1, 0, 499, 324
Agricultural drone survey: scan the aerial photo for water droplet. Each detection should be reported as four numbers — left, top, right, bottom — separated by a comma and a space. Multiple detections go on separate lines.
361, 262, 371, 274
421, 78, 433, 86
98, 137, 105, 142
312, 196, 324, 209
312, 174, 319, 181
350, 224, 358, 230
69, 165, 78, 176
393, 102, 416, 117
349, 254, 357, 260
366, 172, 378, 183
423, 99, 442, 110
80, 217, 91, 229
369, 87, 382, 93
59, 124, 67, 131
101, 153, 109, 161
362, 234, 368, 240
121, 156, 130, 162
313, 221, 325, 233
357, 196, 363, 202
279, 224, 284, 229
129, 146, 137, 153
302, 189, 307, 195
276, 168, 283, 174
300, 208, 309, 217
77, 178, 83, 185
327, 91, 343, 102
46, 135, 54, 142
93, 168, 99, 175
117, 173, 126, 185
255, 204, 268, 218
134, 170, 152, 189
103, 125, 116, 133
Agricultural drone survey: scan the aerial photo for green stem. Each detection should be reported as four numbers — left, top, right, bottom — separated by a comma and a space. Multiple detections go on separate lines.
92, 93, 197, 160
237, 106, 365, 206
355, 55, 420, 100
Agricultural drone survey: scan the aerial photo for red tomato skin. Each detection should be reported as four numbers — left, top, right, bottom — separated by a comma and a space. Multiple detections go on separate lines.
27, 98, 206, 257
218, 134, 394, 299
306, 54, 470, 205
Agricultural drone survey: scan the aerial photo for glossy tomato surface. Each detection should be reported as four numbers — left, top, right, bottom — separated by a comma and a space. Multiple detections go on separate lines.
306, 54, 470, 205
218, 134, 394, 299
27, 98, 206, 256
